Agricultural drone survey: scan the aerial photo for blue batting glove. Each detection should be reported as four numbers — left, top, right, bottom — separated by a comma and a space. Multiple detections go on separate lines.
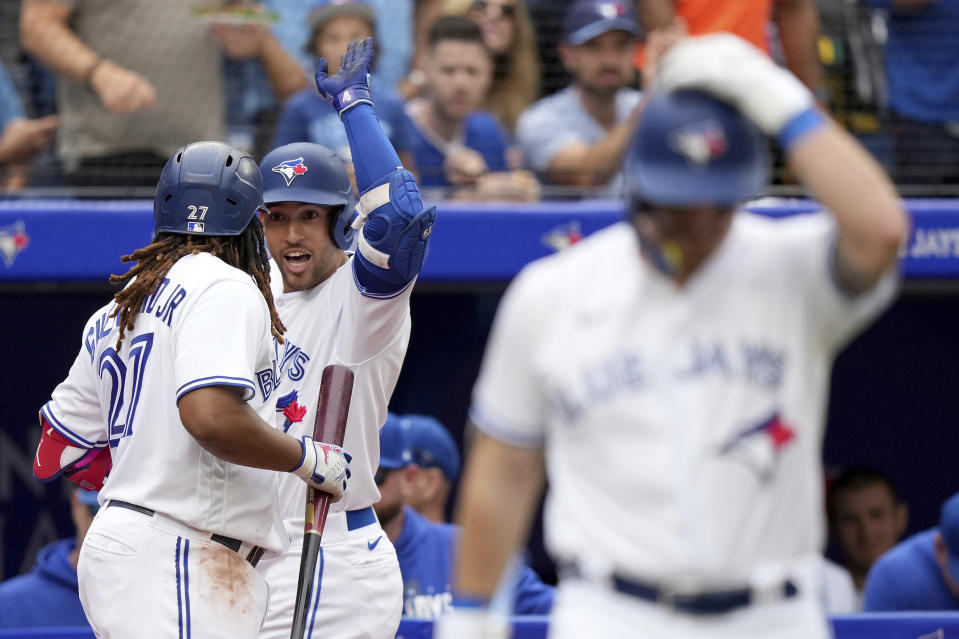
315, 36, 374, 118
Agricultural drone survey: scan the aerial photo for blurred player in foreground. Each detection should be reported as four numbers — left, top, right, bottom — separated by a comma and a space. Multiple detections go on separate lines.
254, 37, 435, 639
32, 141, 351, 638
437, 30, 908, 639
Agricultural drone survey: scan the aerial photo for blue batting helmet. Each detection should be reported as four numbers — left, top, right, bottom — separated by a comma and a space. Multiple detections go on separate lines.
259, 143, 357, 250
154, 141, 265, 236
626, 90, 770, 207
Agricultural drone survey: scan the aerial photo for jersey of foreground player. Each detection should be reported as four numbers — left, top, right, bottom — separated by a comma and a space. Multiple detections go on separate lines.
41, 253, 287, 551
470, 212, 899, 582
270, 254, 411, 524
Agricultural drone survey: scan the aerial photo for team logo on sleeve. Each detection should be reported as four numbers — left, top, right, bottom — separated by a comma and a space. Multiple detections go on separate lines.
272, 158, 309, 186
0, 221, 30, 267
670, 120, 728, 168
541, 221, 583, 252
717, 413, 795, 483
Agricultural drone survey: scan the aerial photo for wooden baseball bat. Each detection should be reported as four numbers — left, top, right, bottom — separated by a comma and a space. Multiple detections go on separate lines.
290, 364, 354, 639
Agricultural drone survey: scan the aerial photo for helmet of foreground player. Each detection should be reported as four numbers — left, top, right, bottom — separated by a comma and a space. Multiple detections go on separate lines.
154, 141, 265, 236
626, 89, 770, 207
259, 143, 357, 250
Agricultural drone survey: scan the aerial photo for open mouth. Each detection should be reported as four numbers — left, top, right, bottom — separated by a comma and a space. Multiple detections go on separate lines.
283, 250, 311, 272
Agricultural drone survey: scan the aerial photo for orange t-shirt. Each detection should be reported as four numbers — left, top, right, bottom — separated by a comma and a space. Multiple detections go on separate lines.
635, 0, 772, 68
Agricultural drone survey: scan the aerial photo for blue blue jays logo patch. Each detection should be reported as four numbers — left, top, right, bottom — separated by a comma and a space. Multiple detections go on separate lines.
272, 157, 309, 187
671, 120, 728, 168
597, 1, 627, 19
718, 413, 796, 483
0, 221, 30, 267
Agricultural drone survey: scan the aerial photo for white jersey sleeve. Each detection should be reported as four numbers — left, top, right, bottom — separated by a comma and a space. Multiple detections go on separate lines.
41, 303, 118, 448
469, 263, 551, 449
175, 278, 271, 402
766, 212, 899, 350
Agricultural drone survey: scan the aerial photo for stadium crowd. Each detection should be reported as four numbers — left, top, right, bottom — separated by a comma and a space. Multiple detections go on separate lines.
1, 0, 958, 198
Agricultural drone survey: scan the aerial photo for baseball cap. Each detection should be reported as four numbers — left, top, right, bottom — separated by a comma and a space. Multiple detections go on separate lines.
940, 491, 959, 579
402, 414, 461, 482
379, 412, 413, 470
309, 0, 376, 39
563, 0, 638, 46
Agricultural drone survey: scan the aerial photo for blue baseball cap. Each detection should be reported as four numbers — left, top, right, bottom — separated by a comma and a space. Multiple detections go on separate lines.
563, 0, 638, 46
402, 414, 460, 482
379, 412, 413, 470
940, 491, 959, 580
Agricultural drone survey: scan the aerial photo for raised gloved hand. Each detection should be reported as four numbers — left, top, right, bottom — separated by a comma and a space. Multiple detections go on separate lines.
657, 33, 817, 140
290, 436, 352, 501
314, 37, 374, 118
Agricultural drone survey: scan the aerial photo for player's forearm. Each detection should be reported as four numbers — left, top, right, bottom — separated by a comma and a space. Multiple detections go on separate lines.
775, 0, 825, 94
20, 0, 100, 84
637, 0, 677, 31
179, 386, 302, 471
342, 102, 404, 193
258, 34, 308, 102
789, 120, 908, 282
454, 431, 545, 598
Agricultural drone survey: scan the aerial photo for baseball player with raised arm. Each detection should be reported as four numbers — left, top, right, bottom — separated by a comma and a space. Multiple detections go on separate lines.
253, 37, 436, 639
31, 141, 352, 639
436, 32, 908, 639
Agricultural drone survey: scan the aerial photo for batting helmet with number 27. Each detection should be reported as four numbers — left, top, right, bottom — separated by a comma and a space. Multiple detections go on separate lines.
154, 141, 266, 237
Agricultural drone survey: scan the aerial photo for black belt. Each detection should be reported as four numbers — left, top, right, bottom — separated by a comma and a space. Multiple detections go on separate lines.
564, 563, 798, 615
107, 500, 264, 567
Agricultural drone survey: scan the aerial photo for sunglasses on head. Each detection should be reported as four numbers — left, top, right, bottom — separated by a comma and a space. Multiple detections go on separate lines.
470, 0, 516, 18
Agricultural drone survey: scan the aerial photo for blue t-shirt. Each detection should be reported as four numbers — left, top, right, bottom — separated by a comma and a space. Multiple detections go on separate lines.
272, 87, 409, 161
394, 506, 554, 618
0, 539, 90, 629
866, 0, 959, 123
0, 62, 24, 132
863, 529, 959, 611
403, 111, 510, 188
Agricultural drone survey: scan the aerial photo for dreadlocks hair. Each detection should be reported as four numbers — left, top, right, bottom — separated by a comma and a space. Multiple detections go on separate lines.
108, 216, 286, 351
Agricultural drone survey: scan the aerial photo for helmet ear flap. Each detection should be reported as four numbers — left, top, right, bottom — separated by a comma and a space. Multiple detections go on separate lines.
329, 205, 357, 250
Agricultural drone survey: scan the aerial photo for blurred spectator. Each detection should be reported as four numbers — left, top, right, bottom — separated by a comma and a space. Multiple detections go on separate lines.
447, 0, 541, 134
0, 60, 57, 191
398, 413, 461, 523
404, 15, 539, 200
637, 0, 825, 97
516, 0, 641, 193
373, 413, 554, 618
0, 489, 96, 629
827, 465, 908, 603
272, 1, 412, 176
865, 0, 959, 187
399, 0, 447, 99
526, 0, 576, 96
227, 0, 412, 157
19, 0, 304, 194
863, 490, 959, 611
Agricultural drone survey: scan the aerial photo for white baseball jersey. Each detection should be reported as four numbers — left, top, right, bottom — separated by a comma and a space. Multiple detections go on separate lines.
269, 254, 411, 526
42, 252, 287, 551
471, 213, 898, 585
257, 254, 409, 639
